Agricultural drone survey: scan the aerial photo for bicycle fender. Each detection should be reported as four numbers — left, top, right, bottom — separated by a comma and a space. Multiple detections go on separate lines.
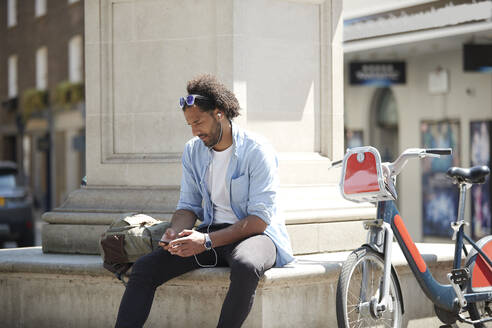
465, 235, 492, 293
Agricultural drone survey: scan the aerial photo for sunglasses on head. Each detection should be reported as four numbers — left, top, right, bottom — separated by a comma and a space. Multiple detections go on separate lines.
179, 94, 211, 109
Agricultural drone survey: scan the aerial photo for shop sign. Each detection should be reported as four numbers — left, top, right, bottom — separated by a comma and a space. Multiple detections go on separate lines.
463, 44, 492, 72
350, 62, 406, 86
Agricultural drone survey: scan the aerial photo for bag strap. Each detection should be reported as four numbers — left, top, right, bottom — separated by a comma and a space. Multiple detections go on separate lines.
115, 271, 130, 287
103, 262, 132, 286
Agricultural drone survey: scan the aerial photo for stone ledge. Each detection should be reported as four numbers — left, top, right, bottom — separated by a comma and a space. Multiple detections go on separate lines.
0, 242, 458, 282
0, 244, 462, 328
40, 184, 377, 255
0, 243, 461, 327
0, 247, 341, 286
48, 187, 180, 214
41, 214, 375, 255
42, 211, 167, 225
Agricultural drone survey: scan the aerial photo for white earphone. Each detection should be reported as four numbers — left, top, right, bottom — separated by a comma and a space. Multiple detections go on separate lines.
218, 113, 222, 118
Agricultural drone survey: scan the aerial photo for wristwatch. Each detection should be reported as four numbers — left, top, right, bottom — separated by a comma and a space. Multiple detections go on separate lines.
204, 233, 213, 250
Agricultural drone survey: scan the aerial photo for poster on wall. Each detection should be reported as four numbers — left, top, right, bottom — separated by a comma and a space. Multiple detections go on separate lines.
421, 120, 461, 238
470, 121, 492, 239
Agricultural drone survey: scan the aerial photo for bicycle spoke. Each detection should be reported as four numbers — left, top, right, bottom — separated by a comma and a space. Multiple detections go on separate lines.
348, 315, 367, 327
347, 306, 358, 316
347, 289, 363, 303
337, 249, 401, 328
371, 262, 375, 298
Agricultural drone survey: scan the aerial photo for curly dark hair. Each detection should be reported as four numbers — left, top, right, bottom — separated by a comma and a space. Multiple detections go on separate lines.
185, 74, 241, 120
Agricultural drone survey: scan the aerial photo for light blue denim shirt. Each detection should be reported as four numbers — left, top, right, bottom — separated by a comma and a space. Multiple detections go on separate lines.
176, 123, 294, 267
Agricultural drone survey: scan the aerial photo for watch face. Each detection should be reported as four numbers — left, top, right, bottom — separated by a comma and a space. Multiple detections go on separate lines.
204, 234, 212, 249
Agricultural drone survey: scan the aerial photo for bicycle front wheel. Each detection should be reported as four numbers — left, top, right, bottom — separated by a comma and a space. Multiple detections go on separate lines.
336, 246, 403, 328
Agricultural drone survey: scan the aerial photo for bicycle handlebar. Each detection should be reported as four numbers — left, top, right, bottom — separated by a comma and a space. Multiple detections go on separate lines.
388, 147, 452, 177
424, 148, 453, 156
331, 160, 343, 168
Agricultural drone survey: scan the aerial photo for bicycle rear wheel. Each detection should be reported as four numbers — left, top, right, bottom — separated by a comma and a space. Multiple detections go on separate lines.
467, 302, 487, 328
336, 246, 403, 328
465, 235, 492, 328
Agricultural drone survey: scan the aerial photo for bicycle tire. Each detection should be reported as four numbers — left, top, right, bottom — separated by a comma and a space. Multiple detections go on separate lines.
464, 235, 492, 328
336, 246, 403, 328
467, 303, 487, 328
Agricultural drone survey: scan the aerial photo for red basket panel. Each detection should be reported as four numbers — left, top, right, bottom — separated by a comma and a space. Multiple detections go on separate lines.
343, 152, 380, 195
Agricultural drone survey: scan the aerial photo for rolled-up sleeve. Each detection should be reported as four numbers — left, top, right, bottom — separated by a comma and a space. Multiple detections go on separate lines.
176, 144, 204, 221
246, 145, 279, 225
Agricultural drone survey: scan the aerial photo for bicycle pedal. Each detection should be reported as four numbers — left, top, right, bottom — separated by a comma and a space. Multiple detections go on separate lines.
450, 268, 470, 285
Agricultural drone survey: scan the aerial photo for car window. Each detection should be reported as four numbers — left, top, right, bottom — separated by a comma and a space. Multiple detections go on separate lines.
0, 173, 16, 188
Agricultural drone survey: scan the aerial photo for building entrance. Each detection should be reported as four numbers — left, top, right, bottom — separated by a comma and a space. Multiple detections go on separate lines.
369, 88, 399, 163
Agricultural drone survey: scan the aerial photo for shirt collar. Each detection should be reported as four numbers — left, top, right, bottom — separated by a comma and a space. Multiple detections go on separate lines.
231, 122, 243, 157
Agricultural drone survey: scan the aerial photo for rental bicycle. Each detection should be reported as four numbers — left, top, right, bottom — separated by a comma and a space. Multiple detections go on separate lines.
334, 146, 491, 328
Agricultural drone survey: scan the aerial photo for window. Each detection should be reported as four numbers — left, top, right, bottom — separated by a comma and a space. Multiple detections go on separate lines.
68, 35, 83, 83
0, 173, 16, 188
68, 0, 79, 4
7, 0, 17, 27
36, 47, 48, 90
35, 0, 47, 17
376, 88, 398, 128
8, 55, 18, 98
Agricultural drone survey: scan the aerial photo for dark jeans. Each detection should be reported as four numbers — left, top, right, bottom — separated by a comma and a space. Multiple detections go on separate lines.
114, 225, 276, 328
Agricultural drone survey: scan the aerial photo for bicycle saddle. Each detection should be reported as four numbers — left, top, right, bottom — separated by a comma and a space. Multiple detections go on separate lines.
446, 165, 490, 184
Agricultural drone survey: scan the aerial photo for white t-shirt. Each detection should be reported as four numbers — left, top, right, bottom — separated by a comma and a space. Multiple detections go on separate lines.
206, 146, 239, 225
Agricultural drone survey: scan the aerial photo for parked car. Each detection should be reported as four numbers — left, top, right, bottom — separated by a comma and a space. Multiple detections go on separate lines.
0, 161, 34, 247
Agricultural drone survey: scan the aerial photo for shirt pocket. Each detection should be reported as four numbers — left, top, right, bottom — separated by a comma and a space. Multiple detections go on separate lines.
230, 174, 249, 205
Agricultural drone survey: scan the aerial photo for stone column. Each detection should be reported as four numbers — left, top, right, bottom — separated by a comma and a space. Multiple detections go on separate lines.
42, 0, 373, 255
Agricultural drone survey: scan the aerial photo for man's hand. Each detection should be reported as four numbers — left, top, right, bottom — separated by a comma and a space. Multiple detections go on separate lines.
167, 229, 206, 257
159, 210, 198, 251
158, 228, 177, 251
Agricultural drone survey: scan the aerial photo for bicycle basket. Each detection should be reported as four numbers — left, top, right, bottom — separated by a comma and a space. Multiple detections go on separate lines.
339, 146, 395, 203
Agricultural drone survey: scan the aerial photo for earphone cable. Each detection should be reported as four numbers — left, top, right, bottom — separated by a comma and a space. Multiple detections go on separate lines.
194, 151, 218, 268
208, 120, 223, 150
194, 221, 218, 268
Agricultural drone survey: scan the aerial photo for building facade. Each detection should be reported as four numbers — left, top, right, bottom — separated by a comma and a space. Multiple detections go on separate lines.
0, 0, 85, 211
343, 0, 492, 242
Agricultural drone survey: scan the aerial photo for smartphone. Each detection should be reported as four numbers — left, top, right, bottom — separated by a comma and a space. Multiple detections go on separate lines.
153, 238, 170, 246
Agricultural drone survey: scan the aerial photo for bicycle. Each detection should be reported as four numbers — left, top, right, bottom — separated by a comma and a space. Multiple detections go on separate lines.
334, 146, 492, 328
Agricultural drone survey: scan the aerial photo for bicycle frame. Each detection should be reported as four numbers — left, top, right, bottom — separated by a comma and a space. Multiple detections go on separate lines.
372, 198, 492, 316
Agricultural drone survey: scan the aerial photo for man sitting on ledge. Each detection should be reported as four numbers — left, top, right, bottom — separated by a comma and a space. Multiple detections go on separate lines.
115, 74, 294, 328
